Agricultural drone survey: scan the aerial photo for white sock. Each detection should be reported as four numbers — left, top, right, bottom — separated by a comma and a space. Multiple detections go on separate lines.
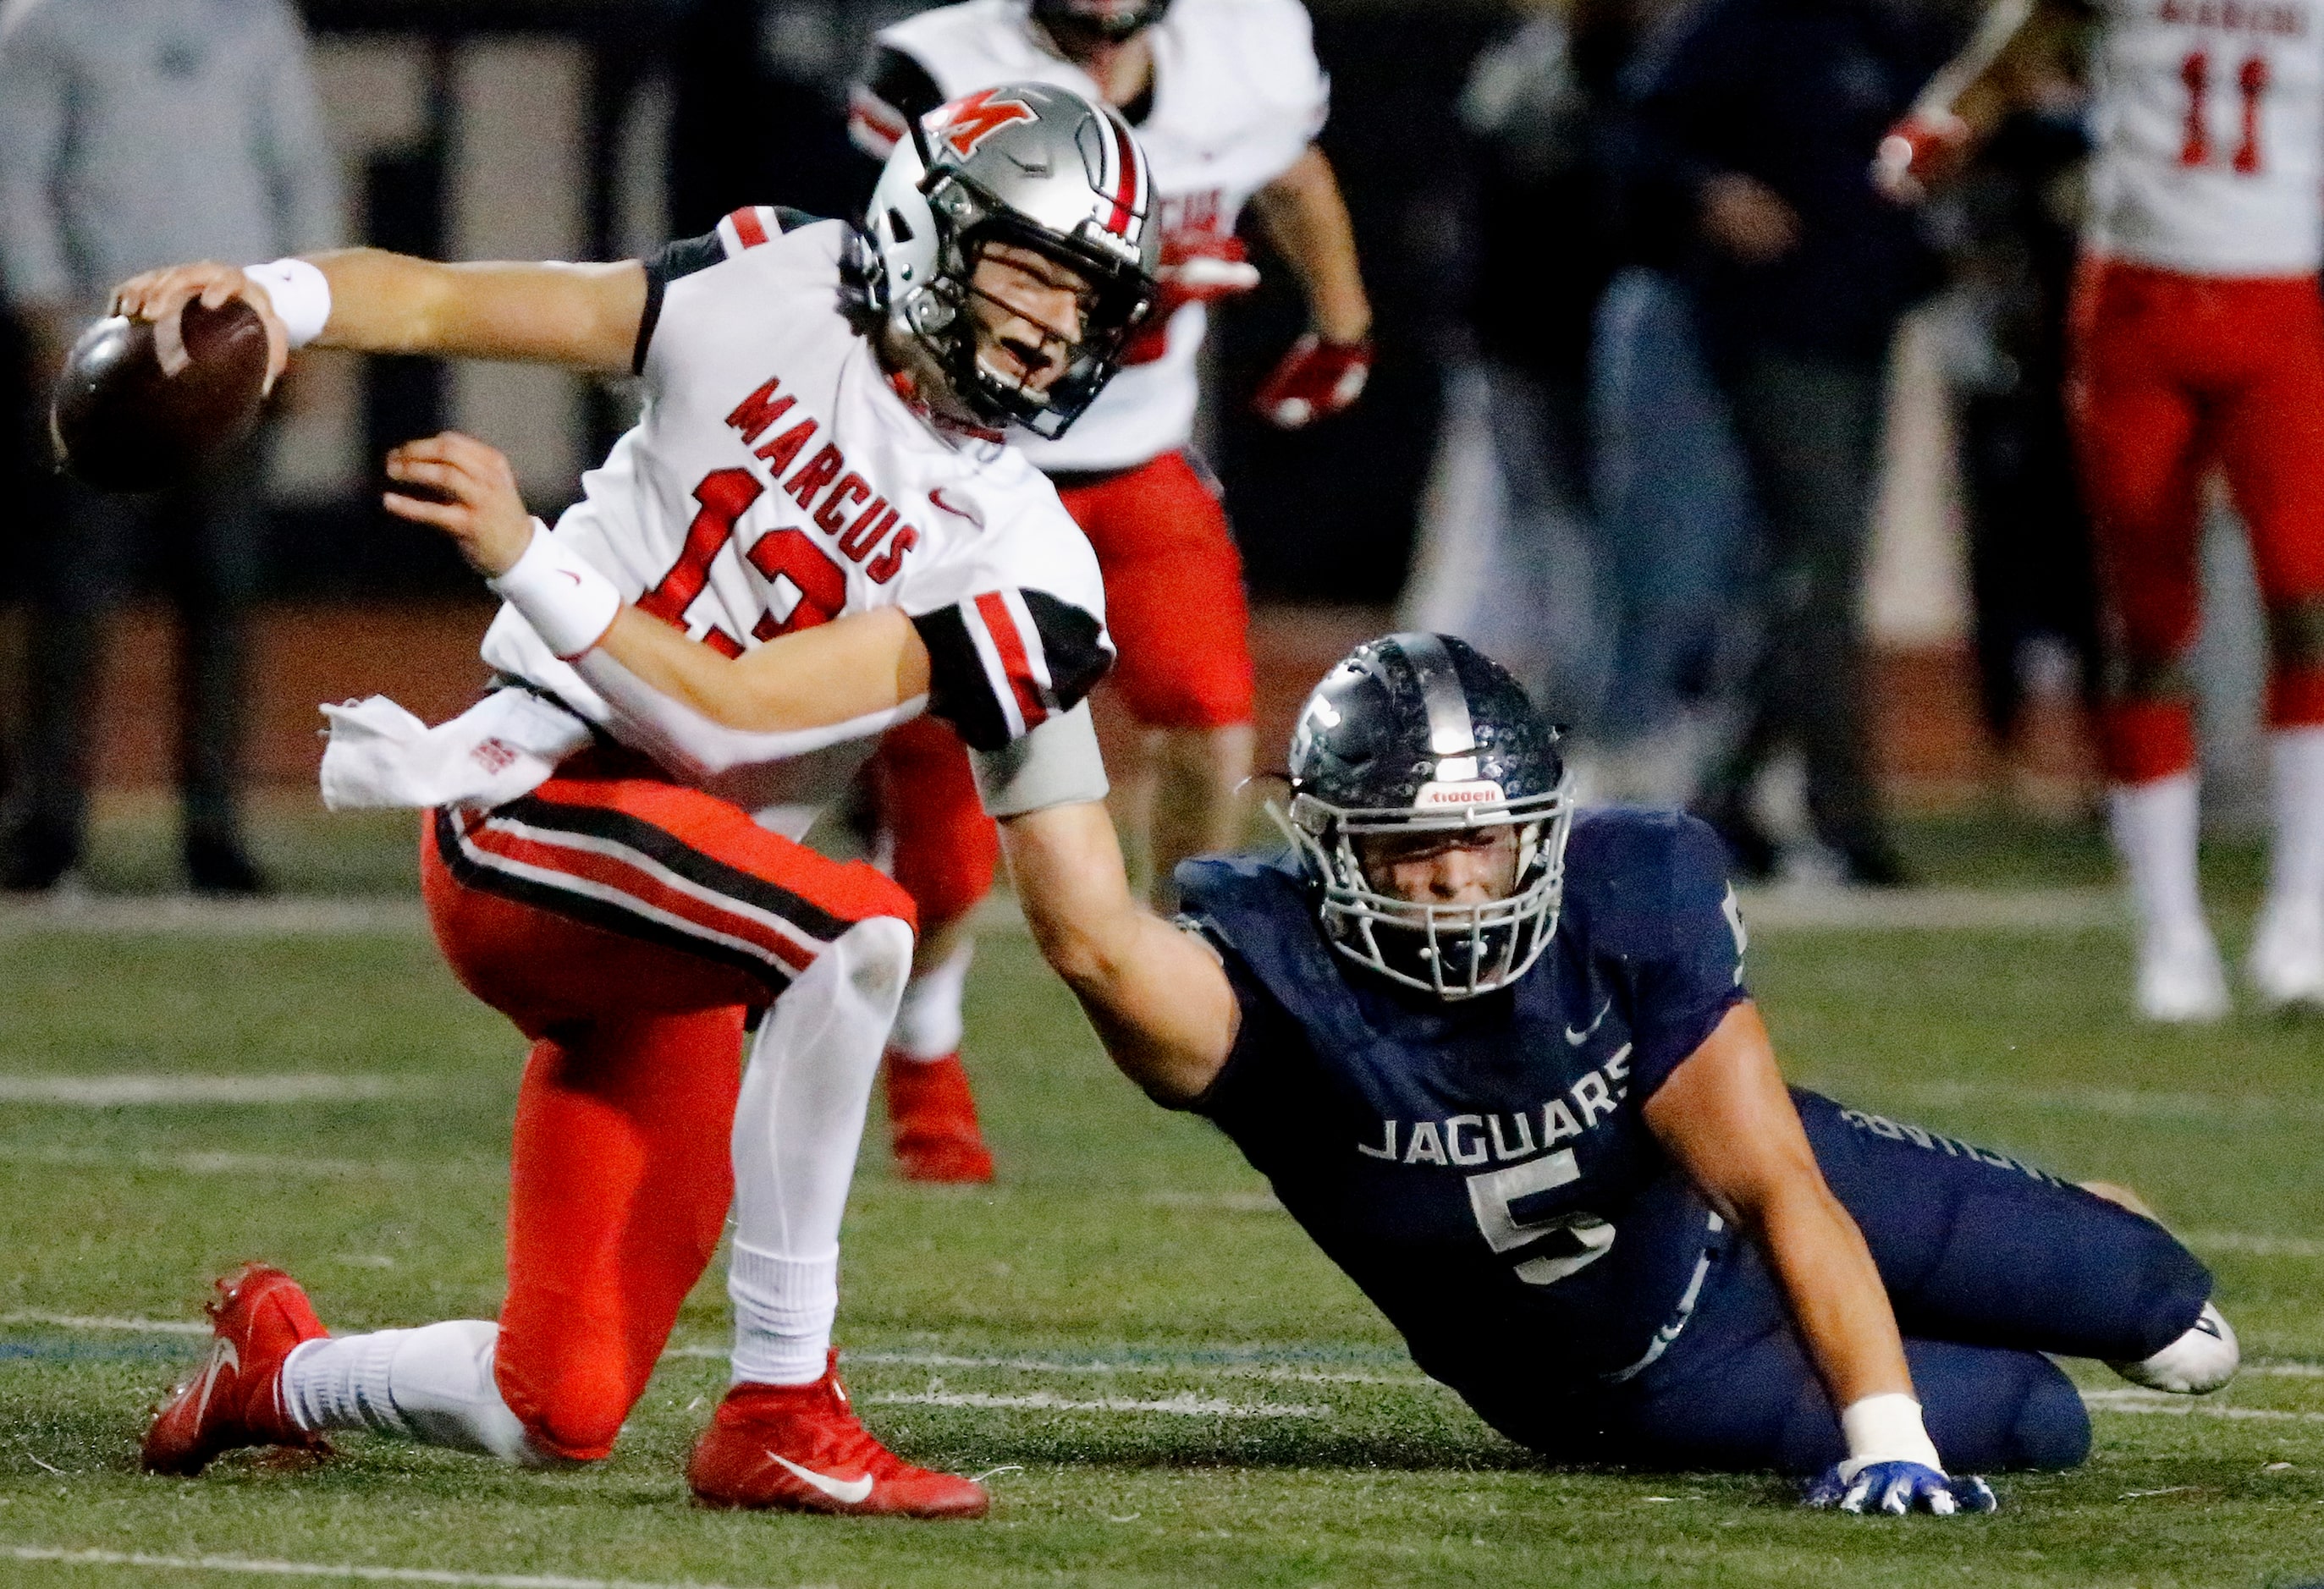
729, 915, 911, 1387
279, 1321, 548, 1465
891, 941, 973, 1062
729, 1244, 840, 1386
2110, 771, 2210, 947
2264, 726, 2324, 918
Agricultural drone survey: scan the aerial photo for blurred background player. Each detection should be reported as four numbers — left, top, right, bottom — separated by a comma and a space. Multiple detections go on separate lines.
0, 0, 339, 894
1882, 0, 2324, 1019
1622, 0, 1953, 886
846, 0, 1375, 1181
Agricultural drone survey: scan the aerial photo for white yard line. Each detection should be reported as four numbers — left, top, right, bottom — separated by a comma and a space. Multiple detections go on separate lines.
0, 1075, 421, 1106
0, 1311, 210, 1337
0, 1546, 800, 1589
0, 1145, 498, 1181
2183, 1231, 2324, 1259
2083, 1389, 2324, 1424
0, 899, 428, 937
862, 1388, 1325, 1418
1859, 1082, 2324, 1127
842, 1349, 1434, 1388
1731, 885, 2122, 932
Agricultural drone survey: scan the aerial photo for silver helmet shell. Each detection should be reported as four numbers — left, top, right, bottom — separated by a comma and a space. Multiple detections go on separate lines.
1280, 634, 1576, 1000
862, 81, 1160, 439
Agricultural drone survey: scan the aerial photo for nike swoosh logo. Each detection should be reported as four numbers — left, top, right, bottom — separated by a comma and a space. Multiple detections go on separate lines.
557, 569, 581, 586
1564, 999, 1611, 1047
190, 1336, 240, 1427
928, 487, 979, 524
768, 1451, 873, 1505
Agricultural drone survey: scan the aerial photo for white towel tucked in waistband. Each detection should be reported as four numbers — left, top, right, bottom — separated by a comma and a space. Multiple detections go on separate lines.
319, 689, 594, 812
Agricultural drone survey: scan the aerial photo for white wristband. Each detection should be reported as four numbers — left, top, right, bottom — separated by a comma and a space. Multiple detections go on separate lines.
243, 257, 332, 349
1837, 1393, 1944, 1480
487, 520, 623, 660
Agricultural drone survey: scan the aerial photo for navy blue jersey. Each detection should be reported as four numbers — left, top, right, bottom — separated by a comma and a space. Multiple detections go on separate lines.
1178, 808, 1749, 1426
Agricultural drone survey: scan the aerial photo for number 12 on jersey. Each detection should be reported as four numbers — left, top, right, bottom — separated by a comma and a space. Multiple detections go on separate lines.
2183, 48, 2271, 173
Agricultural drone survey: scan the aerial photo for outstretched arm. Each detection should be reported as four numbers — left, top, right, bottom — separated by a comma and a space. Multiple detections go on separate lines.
997, 800, 1241, 1106
1875, 0, 2087, 199
109, 249, 648, 388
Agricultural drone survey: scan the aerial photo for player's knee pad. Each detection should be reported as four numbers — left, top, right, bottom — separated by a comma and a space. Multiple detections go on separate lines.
832, 914, 915, 1020
498, 1356, 631, 1465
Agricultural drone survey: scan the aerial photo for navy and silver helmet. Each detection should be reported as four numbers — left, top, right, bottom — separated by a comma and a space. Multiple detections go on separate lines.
1282, 634, 1574, 999
1033, 0, 1175, 46
862, 81, 1159, 438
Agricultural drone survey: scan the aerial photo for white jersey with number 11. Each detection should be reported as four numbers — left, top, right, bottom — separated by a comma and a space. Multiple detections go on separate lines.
2087, 0, 2324, 274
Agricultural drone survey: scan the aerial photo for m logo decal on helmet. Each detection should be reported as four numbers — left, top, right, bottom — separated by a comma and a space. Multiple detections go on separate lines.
929, 90, 1039, 158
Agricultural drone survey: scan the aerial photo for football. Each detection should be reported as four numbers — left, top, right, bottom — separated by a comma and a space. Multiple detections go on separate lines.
49, 296, 271, 493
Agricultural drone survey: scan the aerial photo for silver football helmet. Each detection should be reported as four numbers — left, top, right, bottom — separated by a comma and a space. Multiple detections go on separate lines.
1278, 634, 1576, 1000
862, 81, 1159, 438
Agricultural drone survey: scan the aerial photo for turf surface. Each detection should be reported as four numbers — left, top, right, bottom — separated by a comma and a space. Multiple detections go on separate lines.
1, 819, 2321, 1587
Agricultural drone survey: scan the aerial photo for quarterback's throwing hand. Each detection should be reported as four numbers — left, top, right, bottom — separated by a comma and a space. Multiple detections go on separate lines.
1805, 1460, 1998, 1516
383, 432, 537, 578
110, 260, 292, 393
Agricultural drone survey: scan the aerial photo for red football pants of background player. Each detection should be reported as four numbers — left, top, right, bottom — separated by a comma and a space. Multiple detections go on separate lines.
420, 757, 912, 1460
2069, 258, 2324, 783
869, 449, 1258, 932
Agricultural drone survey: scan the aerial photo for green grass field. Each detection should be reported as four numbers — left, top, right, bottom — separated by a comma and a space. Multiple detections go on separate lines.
1, 810, 2321, 1587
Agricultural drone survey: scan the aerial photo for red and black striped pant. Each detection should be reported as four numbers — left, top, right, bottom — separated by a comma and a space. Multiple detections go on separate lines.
421, 759, 912, 1460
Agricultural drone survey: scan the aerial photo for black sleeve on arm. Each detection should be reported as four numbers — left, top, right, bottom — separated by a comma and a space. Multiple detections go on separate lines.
632, 231, 728, 374
911, 590, 1115, 751
861, 43, 946, 157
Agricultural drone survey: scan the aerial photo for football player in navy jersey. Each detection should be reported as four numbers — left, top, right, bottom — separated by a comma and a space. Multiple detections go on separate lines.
997, 632, 2240, 1513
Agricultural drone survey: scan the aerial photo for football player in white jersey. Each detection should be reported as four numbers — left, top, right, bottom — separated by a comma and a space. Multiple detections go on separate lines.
116, 84, 1158, 1517
1881, 0, 2324, 1020
847, 0, 1376, 1184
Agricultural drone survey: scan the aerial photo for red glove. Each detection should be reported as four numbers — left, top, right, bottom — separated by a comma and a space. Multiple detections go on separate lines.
1873, 107, 1971, 202
1158, 232, 1261, 308
1253, 333, 1373, 430
1121, 234, 1260, 366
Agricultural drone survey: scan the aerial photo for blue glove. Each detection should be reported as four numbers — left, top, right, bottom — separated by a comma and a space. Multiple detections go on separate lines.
1804, 1460, 1998, 1515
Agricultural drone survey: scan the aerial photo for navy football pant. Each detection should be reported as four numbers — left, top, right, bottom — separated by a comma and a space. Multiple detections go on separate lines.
1589, 1089, 2213, 1475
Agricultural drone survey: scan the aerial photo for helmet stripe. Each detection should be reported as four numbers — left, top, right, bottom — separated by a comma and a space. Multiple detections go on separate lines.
1396, 634, 1478, 756
1104, 113, 1142, 236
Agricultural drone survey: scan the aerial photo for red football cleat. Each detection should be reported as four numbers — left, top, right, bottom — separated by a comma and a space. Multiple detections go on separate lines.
686, 1350, 989, 1518
141, 1262, 330, 1476
884, 1051, 994, 1184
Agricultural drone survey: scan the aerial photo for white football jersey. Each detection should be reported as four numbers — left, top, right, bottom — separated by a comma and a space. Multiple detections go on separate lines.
2086, 0, 2324, 274
852, 0, 1329, 470
481, 206, 1113, 828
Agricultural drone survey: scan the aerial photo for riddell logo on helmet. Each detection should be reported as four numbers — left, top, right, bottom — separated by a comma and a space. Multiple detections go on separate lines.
1414, 780, 1505, 809
931, 90, 1038, 158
